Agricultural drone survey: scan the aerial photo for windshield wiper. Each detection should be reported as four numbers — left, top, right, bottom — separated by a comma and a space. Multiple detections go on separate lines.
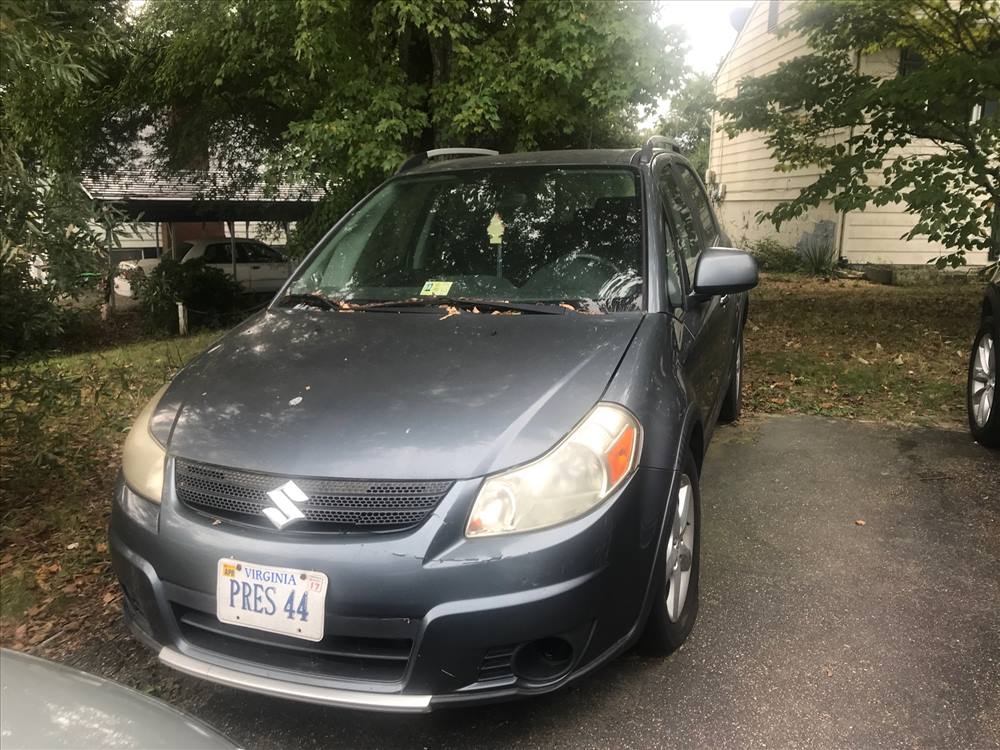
365, 296, 567, 315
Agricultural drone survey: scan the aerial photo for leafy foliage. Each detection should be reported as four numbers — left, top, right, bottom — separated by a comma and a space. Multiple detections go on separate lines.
717, 0, 1000, 266
129, 0, 686, 192
1, 0, 135, 354
131, 258, 243, 333
657, 73, 714, 175
747, 238, 801, 273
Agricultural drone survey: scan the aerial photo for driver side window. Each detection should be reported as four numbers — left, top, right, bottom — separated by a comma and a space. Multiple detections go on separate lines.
654, 160, 691, 301
656, 165, 701, 284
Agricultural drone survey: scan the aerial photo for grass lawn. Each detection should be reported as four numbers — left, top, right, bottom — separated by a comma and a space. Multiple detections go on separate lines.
0, 274, 987, 654
743, 274, 983, 424
0, 331, 217, 651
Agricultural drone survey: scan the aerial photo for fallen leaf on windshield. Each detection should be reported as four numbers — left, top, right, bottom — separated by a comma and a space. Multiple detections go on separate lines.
490, 310, 521, 316
439, 305, 461, 320
559, 303, 576, 311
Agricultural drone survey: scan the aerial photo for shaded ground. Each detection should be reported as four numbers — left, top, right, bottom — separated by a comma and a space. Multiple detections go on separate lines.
744, 274, 984, 424
58, 415, 1000, 749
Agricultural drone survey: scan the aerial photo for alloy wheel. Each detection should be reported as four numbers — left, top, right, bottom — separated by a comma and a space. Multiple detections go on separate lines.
971, 332, 995, 427
664, 474, 695, 622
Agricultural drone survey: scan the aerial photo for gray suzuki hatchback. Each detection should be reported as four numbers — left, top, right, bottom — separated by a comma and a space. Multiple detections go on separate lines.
111, 138, 757, 711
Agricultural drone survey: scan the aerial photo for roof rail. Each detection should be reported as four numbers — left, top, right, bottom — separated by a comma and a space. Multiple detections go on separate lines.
636, 136, 681, 165
396, 147, 500, 174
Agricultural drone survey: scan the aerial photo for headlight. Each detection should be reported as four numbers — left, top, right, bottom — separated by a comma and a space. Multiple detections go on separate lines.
466, 403, 641, 537
121, 384, 169, 503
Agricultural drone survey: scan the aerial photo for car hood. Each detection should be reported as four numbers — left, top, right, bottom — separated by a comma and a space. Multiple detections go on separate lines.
156, 308, 642, 480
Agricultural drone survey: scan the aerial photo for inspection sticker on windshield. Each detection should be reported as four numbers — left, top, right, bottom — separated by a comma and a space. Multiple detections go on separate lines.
216, 558, 327, 642
420, 280, 453, 296
487, 212, 505, 244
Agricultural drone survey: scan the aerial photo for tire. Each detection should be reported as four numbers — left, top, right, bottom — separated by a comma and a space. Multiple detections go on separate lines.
718, 328, 743, 424
640, 449, 701, 655
967, 316, 999, 449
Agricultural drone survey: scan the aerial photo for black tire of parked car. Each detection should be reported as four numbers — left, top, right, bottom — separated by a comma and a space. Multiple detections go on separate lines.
967, 316, 1000, 449
639, 448, 701, 655
718, 330, 743, 424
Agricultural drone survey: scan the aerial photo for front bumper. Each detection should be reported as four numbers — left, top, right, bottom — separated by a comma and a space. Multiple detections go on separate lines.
110, 465, 674, 710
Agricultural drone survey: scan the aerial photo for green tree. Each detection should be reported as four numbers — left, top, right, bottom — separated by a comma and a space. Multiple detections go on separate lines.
1, 0, 135, 352
128, 0, 687, 251
716, 0, 1000, 266
657, 73, 714, 175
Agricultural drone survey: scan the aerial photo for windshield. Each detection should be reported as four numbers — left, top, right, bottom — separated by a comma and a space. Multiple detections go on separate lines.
288, 166, 644, 311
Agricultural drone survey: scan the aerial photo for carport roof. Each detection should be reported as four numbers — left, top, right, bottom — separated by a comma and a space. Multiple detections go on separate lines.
81, 169, 324, 222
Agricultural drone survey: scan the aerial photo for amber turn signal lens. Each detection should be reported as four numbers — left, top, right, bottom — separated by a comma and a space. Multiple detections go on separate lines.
605, 424, 637, 490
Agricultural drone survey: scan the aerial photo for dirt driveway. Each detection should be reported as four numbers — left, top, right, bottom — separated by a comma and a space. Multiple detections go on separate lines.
65, 414, 999, 749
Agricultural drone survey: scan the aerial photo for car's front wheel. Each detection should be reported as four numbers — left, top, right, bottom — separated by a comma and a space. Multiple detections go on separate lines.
968, 316, 999, 449
718, 331, 743, 423
640, 449, 701, 655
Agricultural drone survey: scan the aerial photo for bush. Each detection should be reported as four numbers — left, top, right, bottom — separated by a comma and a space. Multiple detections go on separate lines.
132, 257, 243, 333
748, 238, 801, 273
798, 234, 837, 276
0, 256, 65, 356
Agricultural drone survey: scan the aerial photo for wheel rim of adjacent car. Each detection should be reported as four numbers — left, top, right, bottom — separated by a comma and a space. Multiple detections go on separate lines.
971, 332, 995, 427
665, 474, 695, 622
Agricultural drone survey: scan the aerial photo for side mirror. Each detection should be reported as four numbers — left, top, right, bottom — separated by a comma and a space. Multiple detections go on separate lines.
691, 247, 759, 299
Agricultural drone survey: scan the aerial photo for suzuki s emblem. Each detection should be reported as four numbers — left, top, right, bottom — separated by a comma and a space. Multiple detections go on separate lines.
264, 481, 309, 529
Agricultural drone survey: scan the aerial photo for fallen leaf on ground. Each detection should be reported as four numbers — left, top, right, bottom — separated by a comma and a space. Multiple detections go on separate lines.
95, 542, 107, 553
854, 519, 866, 526
102, 590, 119, 605
65, 542, 79, 550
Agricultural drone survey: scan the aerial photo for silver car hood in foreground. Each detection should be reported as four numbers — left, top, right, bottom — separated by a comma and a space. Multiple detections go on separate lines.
0, 649, 236, 749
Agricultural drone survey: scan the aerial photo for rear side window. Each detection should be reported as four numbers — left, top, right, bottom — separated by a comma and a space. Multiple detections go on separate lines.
204, 243, 232, 264
240, 242, 283, 262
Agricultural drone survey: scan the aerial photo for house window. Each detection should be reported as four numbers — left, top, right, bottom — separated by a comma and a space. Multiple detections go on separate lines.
899, 48, 925, 76
971, 100, 998, 123
767, 0, 779, 32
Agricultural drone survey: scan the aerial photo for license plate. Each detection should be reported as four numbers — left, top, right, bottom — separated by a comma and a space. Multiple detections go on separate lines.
216, 558, 328, 642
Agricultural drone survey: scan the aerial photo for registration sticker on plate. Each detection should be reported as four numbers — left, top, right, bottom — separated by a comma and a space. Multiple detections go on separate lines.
216, 558, 328, 642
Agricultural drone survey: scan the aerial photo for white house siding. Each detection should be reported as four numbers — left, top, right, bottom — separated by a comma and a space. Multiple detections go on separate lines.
708, 0, 988, 266
708, 1, 843, 253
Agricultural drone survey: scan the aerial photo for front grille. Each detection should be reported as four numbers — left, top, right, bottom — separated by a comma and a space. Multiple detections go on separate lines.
174, 458, 452, 532
174, 605, 412, 682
